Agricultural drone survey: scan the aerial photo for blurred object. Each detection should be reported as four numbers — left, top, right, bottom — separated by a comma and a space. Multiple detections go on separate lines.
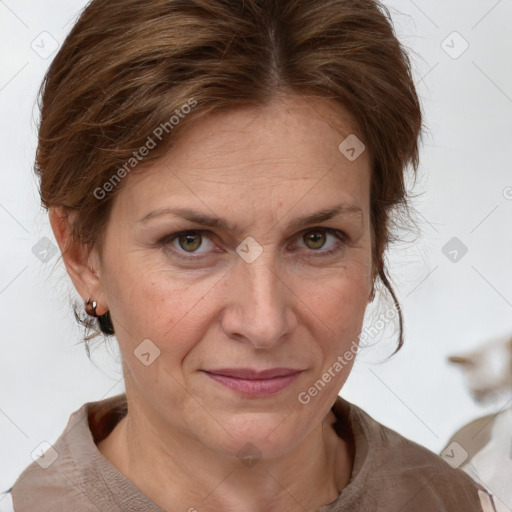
448, 334, 512, 404
443, 333, 512, 511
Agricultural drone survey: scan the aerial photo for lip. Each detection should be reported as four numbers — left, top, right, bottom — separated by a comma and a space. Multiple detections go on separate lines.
202, 368, 303, 397
205, 367, 303, 379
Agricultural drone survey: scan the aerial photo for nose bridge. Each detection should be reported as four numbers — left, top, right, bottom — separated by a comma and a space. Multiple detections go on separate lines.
224, 249, 293, 347
246, 253, 281, 306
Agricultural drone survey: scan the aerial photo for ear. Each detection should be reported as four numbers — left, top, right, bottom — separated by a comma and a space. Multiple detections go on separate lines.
49, 206, 109, 316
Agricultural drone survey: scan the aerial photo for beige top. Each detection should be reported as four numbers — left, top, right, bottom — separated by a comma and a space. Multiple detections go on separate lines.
7, 393, 493, 511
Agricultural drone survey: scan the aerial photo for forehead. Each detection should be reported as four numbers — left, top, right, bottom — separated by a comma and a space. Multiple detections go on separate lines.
115, 95, 371, 220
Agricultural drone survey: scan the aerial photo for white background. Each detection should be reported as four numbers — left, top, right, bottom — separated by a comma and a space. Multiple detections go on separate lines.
1, 0, 511, 496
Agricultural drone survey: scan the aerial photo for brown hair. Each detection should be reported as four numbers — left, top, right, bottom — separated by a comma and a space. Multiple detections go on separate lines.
36, 0, 422, 354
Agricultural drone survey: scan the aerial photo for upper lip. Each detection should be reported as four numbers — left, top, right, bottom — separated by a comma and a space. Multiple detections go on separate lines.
203, 368, 303, 379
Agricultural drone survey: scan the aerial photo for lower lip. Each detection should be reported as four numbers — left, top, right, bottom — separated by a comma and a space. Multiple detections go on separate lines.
203, 371, 302, 397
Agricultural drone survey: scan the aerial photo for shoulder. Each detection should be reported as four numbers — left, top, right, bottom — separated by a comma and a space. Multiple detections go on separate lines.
442, 411, 499, 464
8, 401, 95, 512
8, 394, 128, 512
331, 397, 493, 512
8, 461, 91, 512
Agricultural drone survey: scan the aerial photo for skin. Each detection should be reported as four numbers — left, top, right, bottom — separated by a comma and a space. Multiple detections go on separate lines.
50, 94, 374, 512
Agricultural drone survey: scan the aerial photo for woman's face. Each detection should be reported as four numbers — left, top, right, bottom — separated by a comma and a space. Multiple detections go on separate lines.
94, 94, 373, 459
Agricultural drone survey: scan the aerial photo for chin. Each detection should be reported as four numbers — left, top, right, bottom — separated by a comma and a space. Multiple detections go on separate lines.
203, 413, 305, 461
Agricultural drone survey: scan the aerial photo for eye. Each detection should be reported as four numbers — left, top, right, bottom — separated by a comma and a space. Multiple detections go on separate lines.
293, 228, 346, 257
158, 227, 347, 261
302, 230, 330, 250
175, 232, 208, 252
160, 230, 216, 259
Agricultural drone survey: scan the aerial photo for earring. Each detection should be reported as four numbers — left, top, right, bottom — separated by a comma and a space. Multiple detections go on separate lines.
369, 287, 376, 302
85, 298, 115, 335
85, 298, 98, 317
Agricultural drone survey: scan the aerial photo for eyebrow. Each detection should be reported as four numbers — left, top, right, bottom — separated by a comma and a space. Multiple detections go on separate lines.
137, 202, 363, 233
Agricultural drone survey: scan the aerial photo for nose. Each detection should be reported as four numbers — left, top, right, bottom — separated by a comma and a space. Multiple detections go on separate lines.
219, 251, 297, 349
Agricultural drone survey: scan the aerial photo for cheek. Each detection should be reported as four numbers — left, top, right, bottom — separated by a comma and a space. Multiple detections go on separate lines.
298, 275, 367, 395
103, 256, 219, 355
299, 263, 369, 330
297, 265, 369, 378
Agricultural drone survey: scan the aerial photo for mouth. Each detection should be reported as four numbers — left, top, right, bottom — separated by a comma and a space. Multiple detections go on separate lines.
201, 368, 304, 397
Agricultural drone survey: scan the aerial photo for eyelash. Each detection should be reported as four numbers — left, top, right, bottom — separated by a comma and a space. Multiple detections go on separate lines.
158, 228, 348, 262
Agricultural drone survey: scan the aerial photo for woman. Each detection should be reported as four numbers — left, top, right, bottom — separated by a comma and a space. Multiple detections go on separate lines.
5, 0, 495, 510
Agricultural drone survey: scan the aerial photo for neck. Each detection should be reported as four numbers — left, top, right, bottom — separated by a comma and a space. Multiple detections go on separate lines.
98, 397, 352, 512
